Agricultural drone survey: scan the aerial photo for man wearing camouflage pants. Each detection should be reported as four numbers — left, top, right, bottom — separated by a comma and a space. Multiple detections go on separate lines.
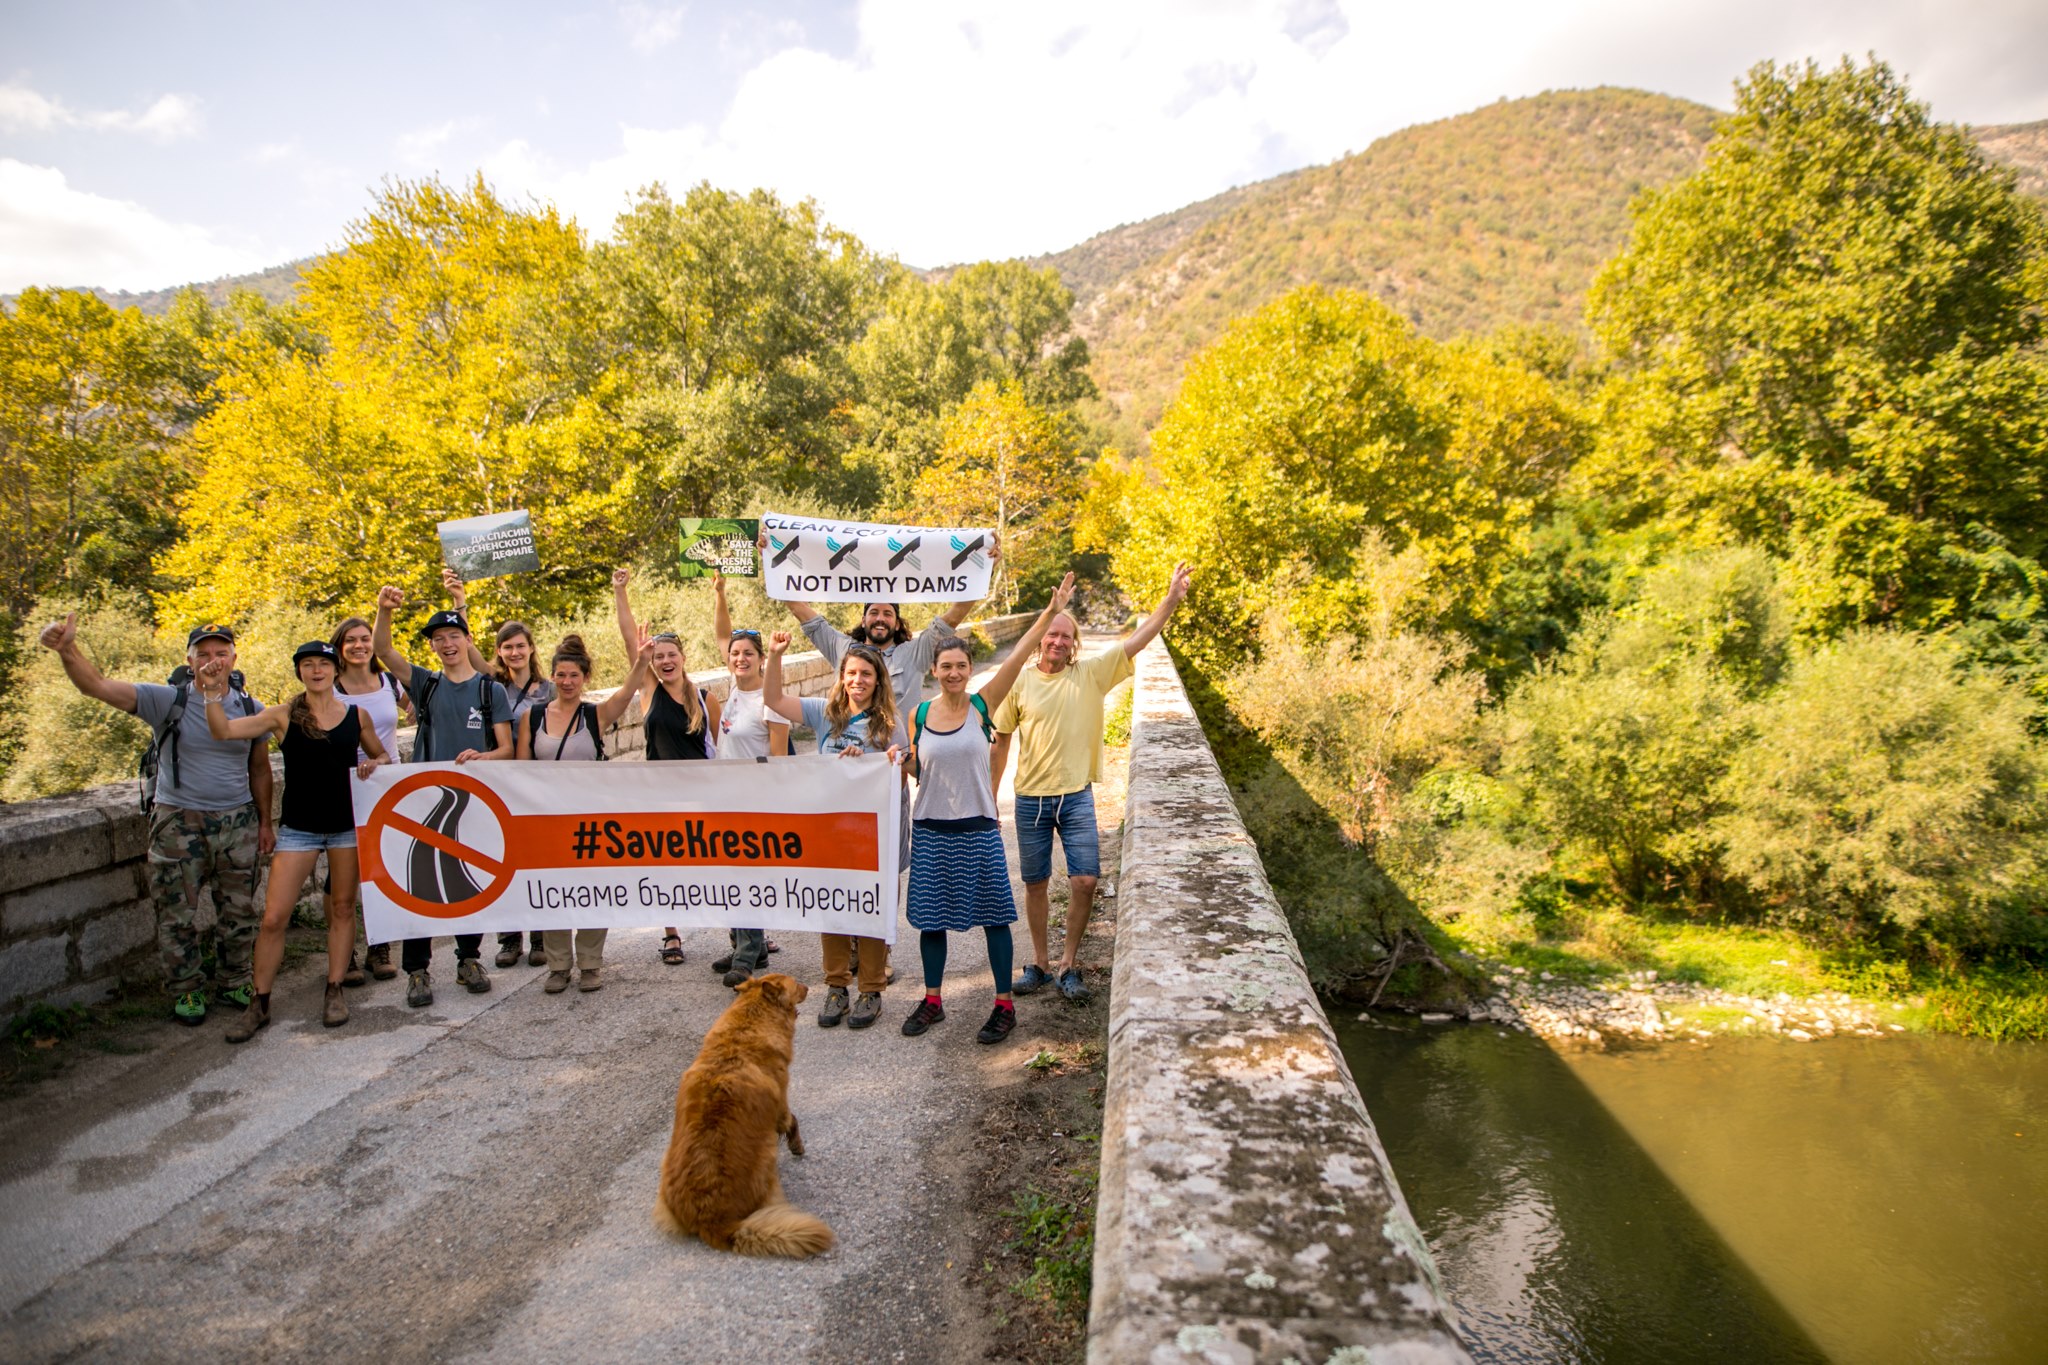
40, 615, 276, 1027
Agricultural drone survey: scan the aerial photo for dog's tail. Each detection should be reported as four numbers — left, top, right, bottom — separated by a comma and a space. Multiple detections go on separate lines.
731, 1200, 834, 1259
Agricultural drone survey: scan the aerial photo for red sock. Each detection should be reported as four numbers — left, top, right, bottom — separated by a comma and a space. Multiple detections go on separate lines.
925, 993, 943, 1007
995, 998, 1015, 1013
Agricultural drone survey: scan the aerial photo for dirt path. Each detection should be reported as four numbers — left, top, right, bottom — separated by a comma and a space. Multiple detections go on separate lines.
0, 640, 1128, 1365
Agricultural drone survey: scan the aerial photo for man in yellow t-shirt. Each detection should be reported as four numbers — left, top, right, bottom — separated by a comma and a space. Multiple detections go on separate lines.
992, 562, 1193, 1002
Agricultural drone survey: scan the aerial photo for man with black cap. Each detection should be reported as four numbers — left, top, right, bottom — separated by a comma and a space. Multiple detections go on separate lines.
38, 614, 275, 1027
372, 585, 515, 1006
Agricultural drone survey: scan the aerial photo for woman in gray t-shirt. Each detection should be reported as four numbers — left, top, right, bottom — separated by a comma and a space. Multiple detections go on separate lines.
900, 575, 1073, 1047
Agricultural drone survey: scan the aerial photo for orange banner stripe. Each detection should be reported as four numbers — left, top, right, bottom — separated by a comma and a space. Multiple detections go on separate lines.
508, 811, 879, 872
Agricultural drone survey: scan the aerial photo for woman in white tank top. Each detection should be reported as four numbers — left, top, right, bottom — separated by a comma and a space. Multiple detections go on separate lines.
332, 614, 410, 985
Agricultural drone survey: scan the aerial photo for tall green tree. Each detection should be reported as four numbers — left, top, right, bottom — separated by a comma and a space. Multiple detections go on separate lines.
1587, 58, 2048, 633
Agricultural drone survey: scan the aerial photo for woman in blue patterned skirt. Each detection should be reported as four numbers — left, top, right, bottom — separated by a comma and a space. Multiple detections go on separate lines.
900, 574, 1074, 1045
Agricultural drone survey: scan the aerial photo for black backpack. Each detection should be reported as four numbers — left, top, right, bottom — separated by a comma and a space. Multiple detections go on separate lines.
526, 701, 606, 761
139, 667, 258, 814
411, 670, 498, 763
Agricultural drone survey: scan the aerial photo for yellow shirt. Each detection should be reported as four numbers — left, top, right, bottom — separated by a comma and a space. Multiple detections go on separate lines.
993, 646, 1134, 797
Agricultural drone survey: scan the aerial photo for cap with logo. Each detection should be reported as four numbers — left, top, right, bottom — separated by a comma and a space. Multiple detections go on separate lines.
186, 623, 236, 648
292, 640, 339, 671
419, 610, 470, 638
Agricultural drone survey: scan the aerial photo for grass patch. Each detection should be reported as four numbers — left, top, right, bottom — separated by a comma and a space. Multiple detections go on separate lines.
1102, 682, 1134, 748
1002, 1183, 1095, 1322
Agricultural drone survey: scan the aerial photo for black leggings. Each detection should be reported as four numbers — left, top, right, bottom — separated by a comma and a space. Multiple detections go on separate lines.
919, 926, 1014, 996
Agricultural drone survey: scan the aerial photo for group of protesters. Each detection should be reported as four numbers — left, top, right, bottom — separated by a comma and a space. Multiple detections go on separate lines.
36, 553, 1193, 1048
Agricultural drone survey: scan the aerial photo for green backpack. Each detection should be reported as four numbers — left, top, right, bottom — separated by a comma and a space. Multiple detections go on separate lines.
912, 693, 994, 750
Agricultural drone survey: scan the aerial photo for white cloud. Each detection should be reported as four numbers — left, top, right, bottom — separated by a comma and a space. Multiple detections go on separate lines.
622, 3, 687, 53
396, 116, 484, 169
0, 82, 204, 141
476, 0, 2048, 267
0, 160, 265, 291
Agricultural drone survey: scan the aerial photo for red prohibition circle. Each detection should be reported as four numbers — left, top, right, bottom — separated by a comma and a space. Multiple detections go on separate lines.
361, 769, 518, 920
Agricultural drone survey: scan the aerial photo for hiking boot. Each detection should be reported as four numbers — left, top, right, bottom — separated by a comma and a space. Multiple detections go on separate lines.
577, 969, 603, 992
456, 958, 491, 994
847, 991, 883, 1030
723, 967, 751, 988
341, 952, 367, 988
495, 936, 522, 968
406, 970, 434, 1008
1057, 968, 1091, 1003
172, 991, 207, 1026
322, 982, 349, 1028
218, 983, 255, 1010
819, 986, 849, 1028
1013, 964, 1052, 996
545, 970, 572, 994
526, 944, 548, 967
901, 998, 945, 1036
712, 952, 736, 974
224, 998, 270, 1044
976, 1005, 1017, 1045
367, 943, 397, 980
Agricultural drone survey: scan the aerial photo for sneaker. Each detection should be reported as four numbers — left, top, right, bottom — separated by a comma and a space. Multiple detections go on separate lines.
341, 952, 367, 988
322, 982, 349, 1028
172, 990, 207, 1026
1014, 964, 1052, 996
406, 969, 434, 1008
367, 944, 398, 980
224, 998, 270, 1044
1057, 968, 1091, 1003
495, 939, 522, 968
901, 999, 945, 1036
711, 952, 736, 974
456, 958, 492, 994
577, 969, 603, 992
544, 970, 572, 994
976, 1005, 1017, 1045
723, 968, 751, 988
819, 986, 849, 1028
847, 991, 883, 1030
218, 983, 255, 1010
527, 945, 548, 968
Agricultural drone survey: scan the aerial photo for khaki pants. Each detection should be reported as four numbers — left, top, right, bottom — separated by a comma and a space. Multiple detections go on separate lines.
542, 928, 607, 972
820, 934, 889, 993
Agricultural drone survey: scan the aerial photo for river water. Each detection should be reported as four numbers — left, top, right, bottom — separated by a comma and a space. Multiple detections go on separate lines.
1335, 1017, 2048, 1363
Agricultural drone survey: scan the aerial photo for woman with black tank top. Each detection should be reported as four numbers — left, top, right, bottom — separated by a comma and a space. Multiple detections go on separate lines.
517, 630, 656, 992
613, 567, 723, 965
198, 641, 390, 1042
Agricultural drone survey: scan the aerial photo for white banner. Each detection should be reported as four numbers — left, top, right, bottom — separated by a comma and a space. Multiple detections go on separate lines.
761, 511, 994, 602
351, 755, 902, 945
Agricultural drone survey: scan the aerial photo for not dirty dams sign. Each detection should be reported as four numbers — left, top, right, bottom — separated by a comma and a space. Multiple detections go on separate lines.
761, 511, 994, 602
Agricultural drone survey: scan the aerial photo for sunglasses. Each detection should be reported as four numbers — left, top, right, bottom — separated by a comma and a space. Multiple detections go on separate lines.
730, 628, 762, 640
650, 631, 682, 645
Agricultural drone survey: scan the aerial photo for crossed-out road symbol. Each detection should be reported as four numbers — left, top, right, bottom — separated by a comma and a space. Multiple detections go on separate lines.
360, 770, 517, 920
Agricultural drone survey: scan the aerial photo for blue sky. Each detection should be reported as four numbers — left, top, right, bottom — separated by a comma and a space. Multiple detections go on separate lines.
2, 0, 2044, 291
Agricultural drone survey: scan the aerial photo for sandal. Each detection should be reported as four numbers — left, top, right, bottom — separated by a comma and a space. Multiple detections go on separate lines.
660, 935, 686, 966
765, 939, 782, 955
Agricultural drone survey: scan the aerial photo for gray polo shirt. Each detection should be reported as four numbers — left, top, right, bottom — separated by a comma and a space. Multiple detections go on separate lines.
134, 682, 264, 812
799, 616, 955, 709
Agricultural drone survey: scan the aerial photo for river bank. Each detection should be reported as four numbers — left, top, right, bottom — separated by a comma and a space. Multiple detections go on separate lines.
1447, 965, 1909, 1047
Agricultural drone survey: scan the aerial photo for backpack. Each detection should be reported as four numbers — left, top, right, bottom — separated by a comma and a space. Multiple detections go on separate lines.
912, 693, 994, 750
527, 701, 606, 761
139, 667, 258, 815
411, 670, 497, 763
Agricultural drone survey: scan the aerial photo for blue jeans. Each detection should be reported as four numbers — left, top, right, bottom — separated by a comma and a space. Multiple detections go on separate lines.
275, 824, 357, 852
1014, 787, 1099, 884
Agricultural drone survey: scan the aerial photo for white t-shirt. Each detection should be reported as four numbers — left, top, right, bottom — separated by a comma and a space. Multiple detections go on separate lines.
717, 684, 780, 760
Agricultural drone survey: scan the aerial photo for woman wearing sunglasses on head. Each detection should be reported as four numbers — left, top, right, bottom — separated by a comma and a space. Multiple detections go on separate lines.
614, 567, 723, 965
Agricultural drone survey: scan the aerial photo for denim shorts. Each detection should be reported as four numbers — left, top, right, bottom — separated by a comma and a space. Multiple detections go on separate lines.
275, 825, 358, 853
1014, 786, 1099, 884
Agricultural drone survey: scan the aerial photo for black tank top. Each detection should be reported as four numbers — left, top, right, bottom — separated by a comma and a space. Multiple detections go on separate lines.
644, 683, 711, 761
280, 705, 363, 834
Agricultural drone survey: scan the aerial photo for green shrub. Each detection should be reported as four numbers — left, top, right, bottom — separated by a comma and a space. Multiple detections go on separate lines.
1715, 630, 2048, 944
2, 596, 179, 801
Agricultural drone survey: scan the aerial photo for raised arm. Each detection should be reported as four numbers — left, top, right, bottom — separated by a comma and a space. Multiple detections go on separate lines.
596, 629, 655, 729
443, 567, 491, 675
372, 586, 415, 686
612, 567, 640, 661
198, 661, 286, 741
37, 613, 139, 713
711, 571, 733, 641
1122, 561, 1194, 658
761, 631, 805, 726
979, 573, 1075, 712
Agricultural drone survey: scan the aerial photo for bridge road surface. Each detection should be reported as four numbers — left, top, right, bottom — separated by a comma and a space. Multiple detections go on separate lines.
0, 639, 1098, 1364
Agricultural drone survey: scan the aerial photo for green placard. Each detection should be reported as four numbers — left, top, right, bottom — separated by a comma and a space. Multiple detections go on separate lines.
676, 518, 760, 577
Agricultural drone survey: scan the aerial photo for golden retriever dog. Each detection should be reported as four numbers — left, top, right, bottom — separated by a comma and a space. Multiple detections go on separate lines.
654, 972, 833, 1258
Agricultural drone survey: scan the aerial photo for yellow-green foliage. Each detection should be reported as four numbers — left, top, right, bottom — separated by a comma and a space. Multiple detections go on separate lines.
2, 599, 178, 800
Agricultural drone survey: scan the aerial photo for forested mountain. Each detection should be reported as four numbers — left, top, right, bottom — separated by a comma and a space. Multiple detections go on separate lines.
6, 259, 315, 316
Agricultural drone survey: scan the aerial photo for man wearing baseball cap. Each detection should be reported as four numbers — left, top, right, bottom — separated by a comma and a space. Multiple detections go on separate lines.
38, 614, 275, 1027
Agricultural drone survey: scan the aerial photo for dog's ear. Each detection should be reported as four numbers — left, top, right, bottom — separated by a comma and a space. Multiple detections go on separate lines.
756, 974, 789, 1008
